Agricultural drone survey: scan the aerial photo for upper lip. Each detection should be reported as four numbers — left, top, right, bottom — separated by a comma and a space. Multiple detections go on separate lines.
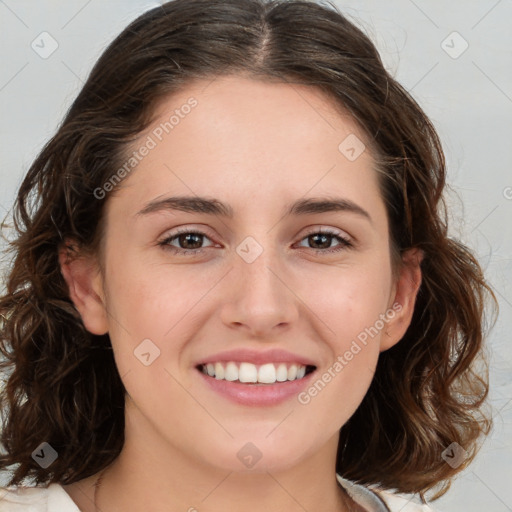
195, 348, 318, 368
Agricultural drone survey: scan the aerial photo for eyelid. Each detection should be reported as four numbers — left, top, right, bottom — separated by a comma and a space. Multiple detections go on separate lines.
301, 225, 352, 239
159, 224, 216, 241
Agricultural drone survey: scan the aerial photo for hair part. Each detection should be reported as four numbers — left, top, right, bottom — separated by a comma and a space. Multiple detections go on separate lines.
0, 0, 497, 502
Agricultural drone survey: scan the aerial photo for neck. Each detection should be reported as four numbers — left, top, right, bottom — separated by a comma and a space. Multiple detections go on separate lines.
95, 455, 354, 512
79, 400, 358, 512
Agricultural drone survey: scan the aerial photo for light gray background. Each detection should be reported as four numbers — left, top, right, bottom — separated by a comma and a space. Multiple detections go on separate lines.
0, 1, 511, 511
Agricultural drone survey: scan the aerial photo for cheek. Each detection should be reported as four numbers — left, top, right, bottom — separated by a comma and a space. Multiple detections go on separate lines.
101, 250, 227, 381
296, 260, 391, 398
294, 268, 388, 427
101, 262, 200, 427
306, 259, 393, 343
295, 346, 378, 442
104, 244, 198, 326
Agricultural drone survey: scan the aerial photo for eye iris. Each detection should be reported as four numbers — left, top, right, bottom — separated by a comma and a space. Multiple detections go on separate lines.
310, 233, 331, 249
179, 233, 203, 250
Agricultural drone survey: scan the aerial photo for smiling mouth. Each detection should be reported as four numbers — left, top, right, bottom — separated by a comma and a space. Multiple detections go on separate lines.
196, 361, 316, 385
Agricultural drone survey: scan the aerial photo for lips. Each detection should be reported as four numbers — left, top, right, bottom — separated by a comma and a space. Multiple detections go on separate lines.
194, 348, 318, 406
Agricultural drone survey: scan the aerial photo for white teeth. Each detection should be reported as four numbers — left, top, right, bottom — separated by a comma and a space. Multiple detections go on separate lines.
238, 362, 258, 383
258, 363, 276, 384
201, 361, 311, 384
288, 364, 297, 380
276, 363, 288, 382
224, 361, 238, 381
214, 362, 225, 380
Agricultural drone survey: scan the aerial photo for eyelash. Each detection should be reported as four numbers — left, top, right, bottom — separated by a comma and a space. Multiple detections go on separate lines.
158, 227, 353, 257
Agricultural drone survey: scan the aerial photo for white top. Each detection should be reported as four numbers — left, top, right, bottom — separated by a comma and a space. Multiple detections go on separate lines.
0, 474, 437, 511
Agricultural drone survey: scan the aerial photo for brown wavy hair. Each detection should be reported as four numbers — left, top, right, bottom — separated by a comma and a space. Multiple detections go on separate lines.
0, 0, 497, 503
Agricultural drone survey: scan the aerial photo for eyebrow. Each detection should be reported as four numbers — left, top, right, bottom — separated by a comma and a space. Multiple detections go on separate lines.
136, 195, 372, 222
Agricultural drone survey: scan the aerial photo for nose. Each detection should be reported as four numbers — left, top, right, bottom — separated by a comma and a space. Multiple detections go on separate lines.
219, 242, 300, 338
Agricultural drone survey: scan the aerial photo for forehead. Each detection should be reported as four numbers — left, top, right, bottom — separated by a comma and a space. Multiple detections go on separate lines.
150, 74, 365, 151
106, 74, 383, 224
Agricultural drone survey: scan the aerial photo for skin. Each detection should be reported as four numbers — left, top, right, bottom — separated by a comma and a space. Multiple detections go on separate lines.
59, 75, 422, 512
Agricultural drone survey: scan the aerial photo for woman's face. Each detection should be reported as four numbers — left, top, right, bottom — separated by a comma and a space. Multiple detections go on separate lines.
65, 75, 420, 474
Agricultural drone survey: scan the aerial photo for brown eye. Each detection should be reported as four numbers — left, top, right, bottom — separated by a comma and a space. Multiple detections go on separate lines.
174, 233, 204, 250
297, 229, 352, 253
159, 229, 214, 256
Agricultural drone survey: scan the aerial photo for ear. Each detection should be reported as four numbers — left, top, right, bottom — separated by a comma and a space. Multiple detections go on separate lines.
380, 248, 423, 352
58, 240, 109, 335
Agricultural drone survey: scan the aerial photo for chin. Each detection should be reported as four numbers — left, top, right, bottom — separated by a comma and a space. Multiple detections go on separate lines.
196, 434, 317, 475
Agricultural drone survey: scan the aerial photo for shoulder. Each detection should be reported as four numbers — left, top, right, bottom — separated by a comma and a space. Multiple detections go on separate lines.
0, 483, 80, 512
336, 474, 439, 512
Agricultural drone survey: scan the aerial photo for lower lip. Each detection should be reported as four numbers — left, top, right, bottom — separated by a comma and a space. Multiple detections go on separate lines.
196, 368, 316, 406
